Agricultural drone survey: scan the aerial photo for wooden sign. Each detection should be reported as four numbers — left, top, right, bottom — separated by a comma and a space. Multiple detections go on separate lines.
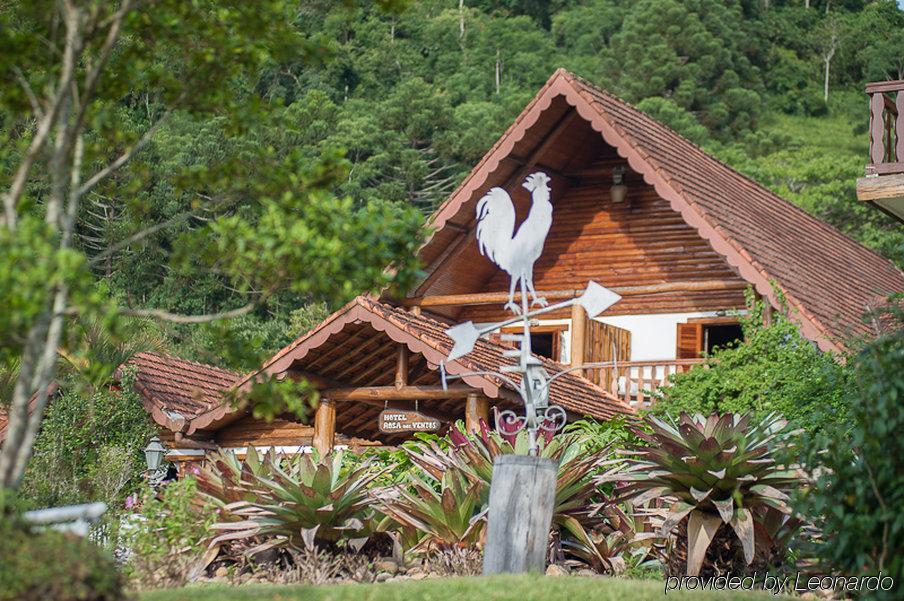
378, 409, 441, 434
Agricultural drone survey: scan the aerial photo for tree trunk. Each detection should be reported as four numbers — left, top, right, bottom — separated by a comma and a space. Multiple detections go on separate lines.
483, 455, 557, 574
823, 47, 834, 103
495, 49, 501, 95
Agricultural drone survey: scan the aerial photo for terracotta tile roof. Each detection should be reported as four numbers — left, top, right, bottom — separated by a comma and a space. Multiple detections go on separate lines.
124, 352, 242, 431
1, 354, 242, 443
364, 298, 634, 420
195, 296, 633, 434
0, 407, 9, 441
563, 71, 904, 345
0, 385, 55, 445
416, 69, 904, 351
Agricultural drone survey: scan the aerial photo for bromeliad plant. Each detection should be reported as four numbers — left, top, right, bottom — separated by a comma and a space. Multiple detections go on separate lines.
376, 468, 485, 552
398, 421, 622, 570
610, 412, 800, 577
201, 449, 388, 557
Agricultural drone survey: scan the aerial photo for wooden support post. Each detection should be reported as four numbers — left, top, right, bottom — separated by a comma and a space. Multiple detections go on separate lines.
394, 345, 409, 390
570, 302, 586, 370
483, 455, 557, 575
465, 393, 489, 434
312, 399, 336, 457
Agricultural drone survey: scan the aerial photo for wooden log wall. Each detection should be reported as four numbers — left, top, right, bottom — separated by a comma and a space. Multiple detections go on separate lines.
460, 163, 747, 323
215, 417, 316, 447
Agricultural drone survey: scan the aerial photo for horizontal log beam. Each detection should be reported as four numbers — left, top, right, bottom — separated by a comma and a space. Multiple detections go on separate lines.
322, 384, 476, 401
403, 280, 748, 308
857, 173, 904, 201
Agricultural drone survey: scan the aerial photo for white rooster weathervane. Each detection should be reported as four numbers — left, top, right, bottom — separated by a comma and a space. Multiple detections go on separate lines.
441, 172, 622, 454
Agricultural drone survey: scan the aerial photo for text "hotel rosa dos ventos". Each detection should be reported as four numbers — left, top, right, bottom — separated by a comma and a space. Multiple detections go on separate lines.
378, 409, 441, 434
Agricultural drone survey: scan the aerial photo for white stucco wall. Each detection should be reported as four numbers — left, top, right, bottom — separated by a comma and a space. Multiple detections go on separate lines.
532, 311, 741, 362
595, 312, 727, 361
489, 311, 743, 363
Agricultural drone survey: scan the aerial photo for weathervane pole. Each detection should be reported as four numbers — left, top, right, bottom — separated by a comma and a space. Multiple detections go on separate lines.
441, 171, 622, 574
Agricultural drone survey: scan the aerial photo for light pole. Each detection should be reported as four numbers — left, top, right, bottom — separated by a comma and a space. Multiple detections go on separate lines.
143, 435, 168, 489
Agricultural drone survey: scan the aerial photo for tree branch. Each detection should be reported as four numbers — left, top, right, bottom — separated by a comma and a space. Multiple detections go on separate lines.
1, 4, 81, 230
119, 302, 257, 324
87, 210, 193, 267
69, 0, 133, 142
13, 67, 44, 120
76, 108, 172, 198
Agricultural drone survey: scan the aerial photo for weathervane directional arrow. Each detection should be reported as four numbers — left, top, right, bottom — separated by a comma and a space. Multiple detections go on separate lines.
444, 281, 621, 362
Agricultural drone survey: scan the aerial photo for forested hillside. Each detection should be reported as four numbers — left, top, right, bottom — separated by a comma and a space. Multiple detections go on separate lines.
7, 0, 903, 370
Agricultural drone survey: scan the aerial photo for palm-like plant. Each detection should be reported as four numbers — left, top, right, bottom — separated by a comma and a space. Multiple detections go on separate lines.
610, 412, 800, 577
376, 468, 485, 552
204, 450, 387, 555
401, 422, 618, 569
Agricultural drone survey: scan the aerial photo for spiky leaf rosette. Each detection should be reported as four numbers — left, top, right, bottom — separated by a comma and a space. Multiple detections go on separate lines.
206, 450, 388, 557
402, 421, 615, 568
611, 412, 799, 576
376, 468, 486, 552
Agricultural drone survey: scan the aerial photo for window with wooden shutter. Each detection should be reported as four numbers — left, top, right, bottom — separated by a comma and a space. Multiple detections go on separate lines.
676, 322, 703, 359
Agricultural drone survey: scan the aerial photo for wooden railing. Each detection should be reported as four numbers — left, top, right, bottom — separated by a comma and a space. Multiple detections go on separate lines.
584, 359, 706, 408
867, 80, 904, 176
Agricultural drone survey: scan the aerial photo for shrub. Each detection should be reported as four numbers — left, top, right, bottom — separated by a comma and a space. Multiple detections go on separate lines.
650, 294, 851, 433
796, 325, 904, 599
203, 450, 386, 555
20, 370, 156, 510
0, 504, 125, 601
611, 412, 800, 577
399, 422, 625, 571
126, 476, 214, 588
377, 467, 485, 552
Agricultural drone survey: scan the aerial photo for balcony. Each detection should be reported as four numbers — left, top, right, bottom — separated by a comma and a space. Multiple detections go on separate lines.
582, 358, 706, 408
856, 80, 904, 222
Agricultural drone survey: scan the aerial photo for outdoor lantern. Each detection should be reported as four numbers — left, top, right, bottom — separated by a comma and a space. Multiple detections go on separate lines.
610, 166, 628, 203
143, 436, 166, 472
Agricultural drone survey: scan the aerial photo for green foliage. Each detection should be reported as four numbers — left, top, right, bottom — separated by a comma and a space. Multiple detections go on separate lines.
0, 217, 114, 375
796, 322, 904, 599
563, 416, 644, 452
377, 467, 486, 552
127, 476, 216, 588
400, 423, 623, 570
614, 412, 800, 576
650, 296, 851, 433
202, 449, 386, 553
0, 510, 125, 601
19, 371, 156, 509
601, 0, 764, 135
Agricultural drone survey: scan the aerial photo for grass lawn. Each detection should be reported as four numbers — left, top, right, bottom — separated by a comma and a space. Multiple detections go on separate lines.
140, 574, 779, 601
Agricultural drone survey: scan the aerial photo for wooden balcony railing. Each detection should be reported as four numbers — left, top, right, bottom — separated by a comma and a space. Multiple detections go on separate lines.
583, 358, 706, 408
867, 80, 904, 176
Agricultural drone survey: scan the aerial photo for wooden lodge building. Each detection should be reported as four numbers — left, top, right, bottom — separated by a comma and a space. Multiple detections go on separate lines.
3, 70, 903, 470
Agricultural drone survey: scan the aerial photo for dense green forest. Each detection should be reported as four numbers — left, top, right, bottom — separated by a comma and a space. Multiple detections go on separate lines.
7, 0, 904, 371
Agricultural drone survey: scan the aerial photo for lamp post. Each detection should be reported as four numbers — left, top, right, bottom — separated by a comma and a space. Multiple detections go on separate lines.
143, 435, 168, 489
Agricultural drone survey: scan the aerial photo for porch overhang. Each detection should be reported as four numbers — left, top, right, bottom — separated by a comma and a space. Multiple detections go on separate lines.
186, 296, 633, 444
